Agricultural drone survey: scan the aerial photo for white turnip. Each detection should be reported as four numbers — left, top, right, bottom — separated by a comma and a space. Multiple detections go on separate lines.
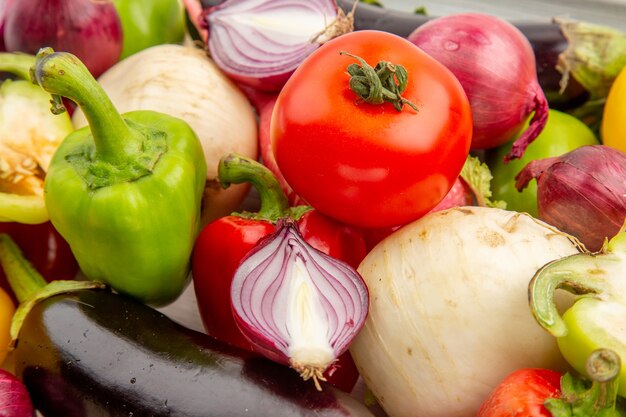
350, 206, 583, 417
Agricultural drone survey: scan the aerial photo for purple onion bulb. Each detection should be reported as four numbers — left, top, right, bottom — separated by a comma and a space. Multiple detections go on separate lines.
516, 145, 626, 251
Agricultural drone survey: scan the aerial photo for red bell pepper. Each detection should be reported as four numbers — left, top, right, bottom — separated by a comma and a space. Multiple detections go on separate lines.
191, 154, 366, 392
0, 222, 77, 302
477, 349, 624, 417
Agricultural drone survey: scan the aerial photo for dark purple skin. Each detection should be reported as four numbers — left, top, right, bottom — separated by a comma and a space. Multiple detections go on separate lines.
3, 0, 122, 77
515, 145, 626, 252
13, 289, 372, 417
0, 369, 35, 417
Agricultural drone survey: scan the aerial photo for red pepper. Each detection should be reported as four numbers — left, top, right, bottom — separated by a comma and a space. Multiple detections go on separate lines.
192, 154, 366, 392
0, 222, 77, 302
477, 349, 623, 417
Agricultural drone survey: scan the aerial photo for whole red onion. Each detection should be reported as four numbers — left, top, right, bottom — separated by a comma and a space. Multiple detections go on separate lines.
408, 13, 549, 161
3, 0, 122, 77
516, 145, 626, 251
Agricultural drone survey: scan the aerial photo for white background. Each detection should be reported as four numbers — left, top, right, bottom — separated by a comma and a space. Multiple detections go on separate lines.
382, 0, 626, 31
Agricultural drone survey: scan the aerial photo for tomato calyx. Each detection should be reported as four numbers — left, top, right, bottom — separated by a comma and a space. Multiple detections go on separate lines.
340, 50, 418, 112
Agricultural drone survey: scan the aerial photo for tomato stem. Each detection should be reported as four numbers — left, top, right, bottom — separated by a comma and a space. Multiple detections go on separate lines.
340, 51, 418, 112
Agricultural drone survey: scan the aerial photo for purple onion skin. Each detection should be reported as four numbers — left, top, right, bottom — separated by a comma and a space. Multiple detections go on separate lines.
0, 0, 9, 51
4, 0, 122, 78
516, 145, 626, 252
407, 13, 549, 161
0, 369, 35, 417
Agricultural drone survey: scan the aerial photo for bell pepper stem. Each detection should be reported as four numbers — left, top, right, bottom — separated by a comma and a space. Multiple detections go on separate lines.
545, 349, 622, 416
218, 154, 296, 222
0, 52, 37, 80
528, 252, 611, 337
0, 234, 48, 303
31, 48, 142, 166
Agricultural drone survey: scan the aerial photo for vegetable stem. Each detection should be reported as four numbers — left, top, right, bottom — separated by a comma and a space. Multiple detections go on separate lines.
31, 48, 142, 166
340, 51, 418, 112
0, 234, 47, 303
218, 154, 308, 222
0, 52, 36, 80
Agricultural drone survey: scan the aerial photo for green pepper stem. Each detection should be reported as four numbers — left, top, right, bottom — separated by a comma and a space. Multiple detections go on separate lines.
0, 234, 47, 303
31, 48, 142, 165
528, 252, 611, 337
0, 52, 37, 80
545, 349, 622, 416
218, 154, 292, 222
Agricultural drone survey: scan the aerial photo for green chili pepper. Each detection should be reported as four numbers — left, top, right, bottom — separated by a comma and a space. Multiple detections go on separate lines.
530, 220, 626, 397
32, 48, 207, 305
113, 0, 185, 60
0, 52, 73, 224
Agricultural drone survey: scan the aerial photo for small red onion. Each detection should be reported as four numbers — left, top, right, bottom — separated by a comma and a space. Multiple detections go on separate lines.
516, 145, 626, 251
3, 0, 122, 77
231, 219, 369, 389
200, 0, 353, 91
408, 13, 549, 161
0, 369, 34, 417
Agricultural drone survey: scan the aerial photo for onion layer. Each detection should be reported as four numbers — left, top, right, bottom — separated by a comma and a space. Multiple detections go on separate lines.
201, 0, 353, 91
231, 219, 369, 389
407, 13, 549, 161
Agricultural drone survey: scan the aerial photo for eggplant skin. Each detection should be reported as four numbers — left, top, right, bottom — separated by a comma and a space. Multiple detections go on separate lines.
13, 290, 371, 417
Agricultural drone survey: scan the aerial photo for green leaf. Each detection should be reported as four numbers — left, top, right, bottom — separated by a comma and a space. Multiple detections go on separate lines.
459, 155, 507, 209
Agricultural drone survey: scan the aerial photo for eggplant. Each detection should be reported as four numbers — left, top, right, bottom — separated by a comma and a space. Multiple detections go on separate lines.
13, 289, 373, 417
335, 0, 589, 110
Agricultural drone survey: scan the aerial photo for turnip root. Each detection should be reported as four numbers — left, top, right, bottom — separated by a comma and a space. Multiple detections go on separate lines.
72, 44, 258, 226
350, 206, 583, 417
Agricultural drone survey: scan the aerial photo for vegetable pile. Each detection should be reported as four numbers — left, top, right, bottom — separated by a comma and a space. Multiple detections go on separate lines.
0, 0, 625, 416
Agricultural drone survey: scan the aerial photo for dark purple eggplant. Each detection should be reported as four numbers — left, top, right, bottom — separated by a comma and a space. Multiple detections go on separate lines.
335, 0, 589, 110
13, 289, 373, 417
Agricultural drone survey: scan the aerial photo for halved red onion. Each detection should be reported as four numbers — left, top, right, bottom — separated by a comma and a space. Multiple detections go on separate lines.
202, 0, 353, 91
231, 219, 369, 389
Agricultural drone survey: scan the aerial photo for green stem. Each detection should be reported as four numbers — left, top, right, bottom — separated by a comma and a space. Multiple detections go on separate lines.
545, 349, 622, 416
340, 51, 418, 112
0, 52, 37, 80
31, 48, 142, 165
218, 154, 292, 222
0, 234, 47, 303
528, 252, 611, 337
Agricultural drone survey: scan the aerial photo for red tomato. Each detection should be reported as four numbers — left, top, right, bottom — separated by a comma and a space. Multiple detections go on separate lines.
477, 368, 562, 417
271, 30, 472, 228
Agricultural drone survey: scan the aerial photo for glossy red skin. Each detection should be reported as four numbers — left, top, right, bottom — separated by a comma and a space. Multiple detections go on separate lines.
362, 176, 474, 250
191, 210, 367, 392
272, 30, 472, 229
477, 368, 562, 417
0, 222, 78, 302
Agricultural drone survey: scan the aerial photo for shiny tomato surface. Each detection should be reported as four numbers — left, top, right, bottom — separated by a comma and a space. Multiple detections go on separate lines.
271, 30, 472, 228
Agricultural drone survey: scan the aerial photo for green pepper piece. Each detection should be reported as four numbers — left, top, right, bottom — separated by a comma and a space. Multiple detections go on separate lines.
32, 48, 207, 306
530, 221, 626, 397
113, 0, 185, 60
0, 52, 73, 224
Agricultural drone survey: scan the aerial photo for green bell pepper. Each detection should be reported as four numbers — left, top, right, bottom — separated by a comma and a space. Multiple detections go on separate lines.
31, 48, 207, 305
487, 109, 598, 217
0, 52, 73, 224
530, 221, 626, 397
113, 0, 185, 60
